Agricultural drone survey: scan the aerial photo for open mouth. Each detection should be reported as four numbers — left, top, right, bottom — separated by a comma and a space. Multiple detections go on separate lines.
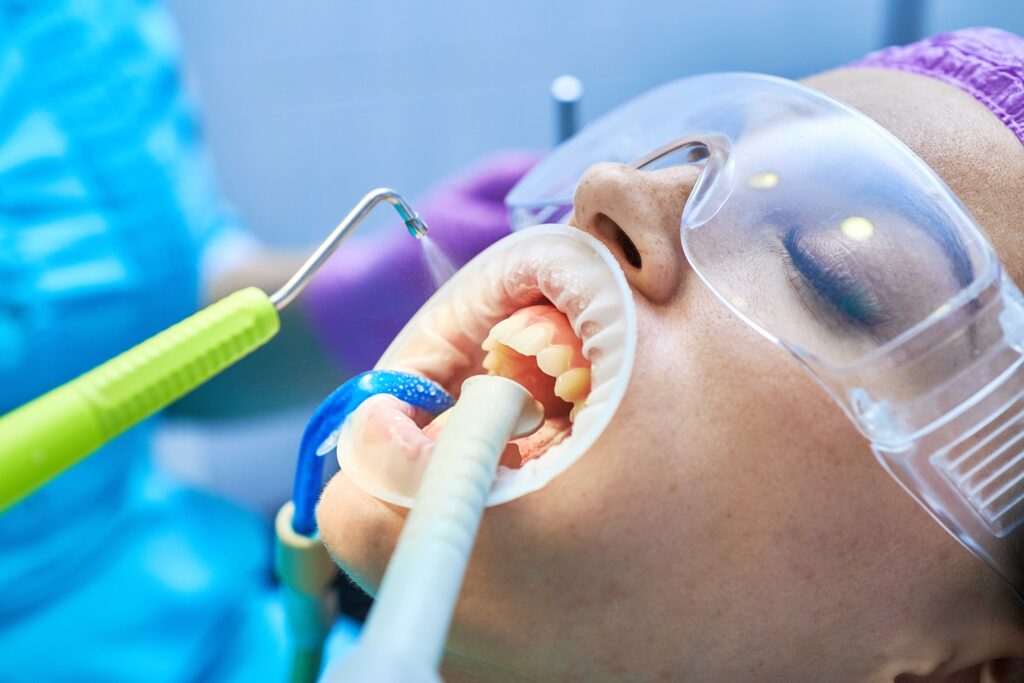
336, 225, 637, 507
481, 302, 591, 463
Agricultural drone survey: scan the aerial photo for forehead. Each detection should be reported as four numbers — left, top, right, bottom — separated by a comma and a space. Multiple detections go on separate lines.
802, 67, 1024, 283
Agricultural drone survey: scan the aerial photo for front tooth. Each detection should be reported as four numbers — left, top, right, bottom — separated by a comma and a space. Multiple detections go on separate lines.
554, 367, 590, 403
569, 402, 584, 423
536, 344, 571, 377
489, 313, 530, 343
481, 335, 499, 352
482, 351, 500, 372
507, 323, 553, 356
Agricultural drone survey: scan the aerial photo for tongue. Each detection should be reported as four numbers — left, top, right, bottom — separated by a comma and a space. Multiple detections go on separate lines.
504, 416, 571, 467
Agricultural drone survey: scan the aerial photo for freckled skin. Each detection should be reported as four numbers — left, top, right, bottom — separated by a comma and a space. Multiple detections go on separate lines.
318, 69, 1024, 682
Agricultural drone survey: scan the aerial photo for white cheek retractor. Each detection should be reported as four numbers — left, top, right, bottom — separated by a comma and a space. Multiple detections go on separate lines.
338, 225, 637, 507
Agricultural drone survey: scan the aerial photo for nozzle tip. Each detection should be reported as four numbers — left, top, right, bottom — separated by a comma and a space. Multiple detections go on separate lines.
406, 217, 429, 239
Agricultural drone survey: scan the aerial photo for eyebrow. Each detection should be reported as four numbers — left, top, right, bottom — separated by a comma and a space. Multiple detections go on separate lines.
822, 164, 976, 289
920, 211, 975, 289
769, 167, 976, 331
870, 172, 976, 289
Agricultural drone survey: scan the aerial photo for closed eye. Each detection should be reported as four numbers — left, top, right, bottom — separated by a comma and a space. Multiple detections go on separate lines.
781, 225, 889, 330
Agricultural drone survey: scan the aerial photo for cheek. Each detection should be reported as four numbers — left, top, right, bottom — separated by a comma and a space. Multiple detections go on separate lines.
438, 306, 745, 624
677, 310, 954, 600
317, 291, 952, 670
565, 294, 909, 591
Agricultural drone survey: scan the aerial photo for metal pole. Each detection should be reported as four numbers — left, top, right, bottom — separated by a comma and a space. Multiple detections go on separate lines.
884, 0, 927, 47
550, 74, 583, 144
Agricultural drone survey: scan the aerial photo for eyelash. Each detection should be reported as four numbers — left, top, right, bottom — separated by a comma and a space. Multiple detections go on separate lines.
779, 226, 889, 331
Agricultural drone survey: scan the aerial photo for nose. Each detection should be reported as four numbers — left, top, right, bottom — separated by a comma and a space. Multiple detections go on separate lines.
572, 161, 698, 303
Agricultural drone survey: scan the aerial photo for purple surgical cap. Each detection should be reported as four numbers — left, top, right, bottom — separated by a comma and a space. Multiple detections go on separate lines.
850, 27, 1024, 146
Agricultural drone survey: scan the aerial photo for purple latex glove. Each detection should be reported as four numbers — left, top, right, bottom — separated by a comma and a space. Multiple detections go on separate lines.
302, 151, 542, 372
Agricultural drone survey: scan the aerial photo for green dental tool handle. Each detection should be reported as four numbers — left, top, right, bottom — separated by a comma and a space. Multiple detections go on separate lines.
0, 287, 279, 512
0, 187, 428, 514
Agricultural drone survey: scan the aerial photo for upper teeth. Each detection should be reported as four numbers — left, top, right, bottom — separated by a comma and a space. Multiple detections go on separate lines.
488, 313, 528, 341
482, 313, 591, 422
536, 345, 571, 376
506, 323, 554, 355
554, 367, 590, 403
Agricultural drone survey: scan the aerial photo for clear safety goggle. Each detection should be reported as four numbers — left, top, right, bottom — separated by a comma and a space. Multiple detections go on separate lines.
507, 73, 1024, 595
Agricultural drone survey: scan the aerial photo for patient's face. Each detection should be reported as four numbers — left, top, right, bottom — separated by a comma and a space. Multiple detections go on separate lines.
318, 68, 1024, 682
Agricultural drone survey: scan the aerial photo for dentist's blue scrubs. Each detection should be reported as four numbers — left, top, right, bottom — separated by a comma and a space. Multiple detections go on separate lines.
0, 2, 286, 680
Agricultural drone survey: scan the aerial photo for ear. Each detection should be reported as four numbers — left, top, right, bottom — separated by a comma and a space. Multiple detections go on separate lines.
897, 658, 1024, 682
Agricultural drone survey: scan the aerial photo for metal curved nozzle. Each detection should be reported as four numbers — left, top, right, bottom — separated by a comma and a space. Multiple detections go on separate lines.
392, 202, 429, 240
270, 188, 428, 311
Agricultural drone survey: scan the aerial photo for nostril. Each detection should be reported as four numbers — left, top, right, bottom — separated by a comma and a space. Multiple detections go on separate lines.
594, 212, 642, 269
615, 227, 643, 269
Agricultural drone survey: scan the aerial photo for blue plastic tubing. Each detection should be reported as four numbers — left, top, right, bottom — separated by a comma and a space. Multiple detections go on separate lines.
291, 370, 454, 536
